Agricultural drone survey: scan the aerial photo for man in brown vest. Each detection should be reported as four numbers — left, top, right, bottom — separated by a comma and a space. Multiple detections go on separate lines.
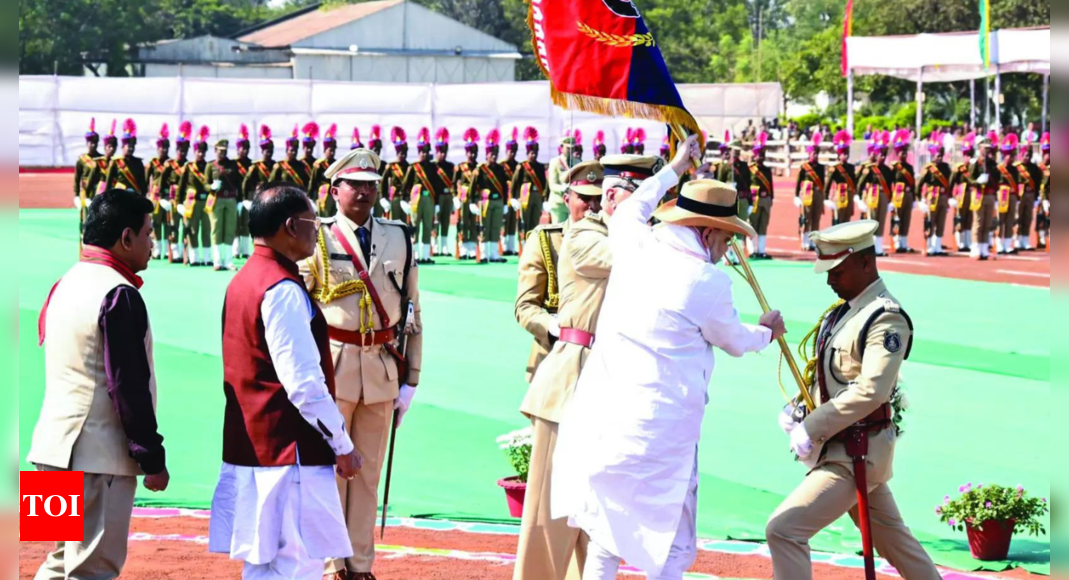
209, 184, 361, 580
30, 189, 170, 580
302, 149, 424, 580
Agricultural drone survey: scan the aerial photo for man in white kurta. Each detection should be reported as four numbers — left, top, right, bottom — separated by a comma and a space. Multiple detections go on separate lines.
552, 136, 786, 579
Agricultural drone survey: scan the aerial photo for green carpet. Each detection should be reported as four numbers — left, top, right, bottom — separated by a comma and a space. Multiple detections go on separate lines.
18, 210, 1050, 575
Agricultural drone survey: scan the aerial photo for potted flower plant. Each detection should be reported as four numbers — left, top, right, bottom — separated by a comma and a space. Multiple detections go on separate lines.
496, 428, 533, 518
937, 483, 1049, 561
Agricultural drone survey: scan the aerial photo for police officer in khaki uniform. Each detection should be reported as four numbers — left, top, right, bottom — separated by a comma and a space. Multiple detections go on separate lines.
515, 155, 663, 580
768, 220, 940, 580
301, 148, 423, 580
515, 221, 566, 384
547, 136, 576, 224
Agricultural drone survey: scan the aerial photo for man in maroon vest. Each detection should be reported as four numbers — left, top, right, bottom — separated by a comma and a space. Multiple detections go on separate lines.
209, 183, 363, 580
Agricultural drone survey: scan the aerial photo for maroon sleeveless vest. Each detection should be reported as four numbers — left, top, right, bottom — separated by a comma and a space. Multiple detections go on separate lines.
221, 246, 336, 467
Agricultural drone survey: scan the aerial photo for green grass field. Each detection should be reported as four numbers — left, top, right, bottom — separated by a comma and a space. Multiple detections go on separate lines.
17, 210, 1051, 574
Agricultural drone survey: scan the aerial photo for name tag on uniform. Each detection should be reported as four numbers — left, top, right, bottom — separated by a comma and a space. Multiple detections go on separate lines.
330, 253, 353, 262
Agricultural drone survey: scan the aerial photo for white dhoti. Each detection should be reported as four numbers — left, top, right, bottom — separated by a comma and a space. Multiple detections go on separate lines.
209, 463, 352, 580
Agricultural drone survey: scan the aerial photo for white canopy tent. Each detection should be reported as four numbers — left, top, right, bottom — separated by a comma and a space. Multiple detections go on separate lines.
845, 27, 1050, 142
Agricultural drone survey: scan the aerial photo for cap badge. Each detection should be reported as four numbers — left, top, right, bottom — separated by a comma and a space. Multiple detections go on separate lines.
587, 171, 598, 182
359, 157, 371, 170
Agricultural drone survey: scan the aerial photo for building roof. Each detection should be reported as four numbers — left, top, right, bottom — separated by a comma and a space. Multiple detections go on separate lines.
238, 0, 404, 48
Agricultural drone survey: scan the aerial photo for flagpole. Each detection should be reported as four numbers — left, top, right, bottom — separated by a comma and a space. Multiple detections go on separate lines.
670, 124, 815, 411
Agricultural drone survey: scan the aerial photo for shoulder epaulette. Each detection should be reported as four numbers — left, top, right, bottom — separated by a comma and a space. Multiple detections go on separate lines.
320, 216, 337, 226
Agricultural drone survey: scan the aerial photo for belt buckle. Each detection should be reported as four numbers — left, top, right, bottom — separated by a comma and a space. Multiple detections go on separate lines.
362, 330, 373, 353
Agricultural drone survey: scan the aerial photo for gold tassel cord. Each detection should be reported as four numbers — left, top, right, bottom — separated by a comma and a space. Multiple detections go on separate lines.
309, 229, 376, 334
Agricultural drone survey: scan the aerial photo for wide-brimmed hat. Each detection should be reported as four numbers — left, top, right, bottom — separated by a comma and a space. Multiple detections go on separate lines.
563, 161, 604, 197
809, 220, 878, 274
326, 149, 384, 183
652, 180, 756, 239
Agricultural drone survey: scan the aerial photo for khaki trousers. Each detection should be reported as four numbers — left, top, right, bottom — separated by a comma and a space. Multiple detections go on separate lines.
895, 192, 915, 236
326, 399, 394, 575
523, 191, 545, 235
185, 199, 211, 249
34, 466, 137, 580
210, 197, 238, 246
485, 199, 505, 243
766, 464, 940, 580
931, 197, 949, 238
972, 195, 997, 245
1017, 193, 1036, 239
514, 417, 587, 580
749, 197, 773, 235
414, 191, 435, 244
803, 192, 824, 236
998, 195, 1019, 238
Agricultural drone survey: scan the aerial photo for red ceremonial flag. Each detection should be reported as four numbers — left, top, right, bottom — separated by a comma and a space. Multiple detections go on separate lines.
842, 0, 854, 77
527, 0, 701, 144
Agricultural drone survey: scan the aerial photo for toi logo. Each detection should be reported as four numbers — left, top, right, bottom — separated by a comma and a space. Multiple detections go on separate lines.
20, 471, 85, 542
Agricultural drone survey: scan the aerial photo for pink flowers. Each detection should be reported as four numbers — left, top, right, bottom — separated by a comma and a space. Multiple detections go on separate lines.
948, 518, 957, 527
985, 502, 993, 509
959, 483, 973, 493
935, 506, 943, 515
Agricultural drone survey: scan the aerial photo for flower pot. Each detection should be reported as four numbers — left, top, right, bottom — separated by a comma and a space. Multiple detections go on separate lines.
966, 519, 1016, 561
497, 477, 527, 518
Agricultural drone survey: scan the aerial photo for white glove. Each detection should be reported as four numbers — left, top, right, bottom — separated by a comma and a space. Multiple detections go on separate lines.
1043, 200, 1050, 213
160, 199, 173, 213
510, 199, 522, 211
790, 423, 814, 459
73, 197, 83, 209
548, 316, 561, 338
242, 200, 252, 211
394, 385, 416, 427
379, 199, 391, 212
793, 196, 802, 208
854, 196, 864, 206
948, 198, 958, 209
824, 200, 837, 212
211, 179, 223, 192
779, 404, 800, 435
977, 174, 990, 185
435, 205, 440, 214
913, 201, 924, 213
400, 201, 412, 216
178, 204, 187, 216
469, 203, 480, 215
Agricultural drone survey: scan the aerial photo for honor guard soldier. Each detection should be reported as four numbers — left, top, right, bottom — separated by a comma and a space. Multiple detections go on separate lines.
660, 135, 672, 163
300, 148, 423, 580
717, 139, 752, 260
301, 122, 320, 175
74, 118, 103, 224
233, 125, 254, 259
856, 138, 879, 220
270, 126, 312, 191
455, 129, 481, 260
381, 127, 410, 223
889, 130, 917, 253
514, 159, 609, 580
856, 132, 894, 257
178, 126, 213, 267
1015, 138, 1042, 252
503, 128, 522, 256
368, 126, 388, 219
826, 131, 857, 226
432, 128, 456, 259
548, 133, 578, 224
631, 128, 647, 155
403, 128, 444, 265
310, 124, 340, 218
620, 129, 636, 154
512, 128, 548, 239
768, 220, 941, 580
593, 131, 607, 161
919, 133, 952, 256
472, 129, 510, 264
795, 132, 827, 251
1038, 133, 1050, 249
159, 122, 192, 263
104, 119, 148, 198
749, 132, 775, 259
994, 133, 1022, 255
205, 138, 241, 271
949, 133, 977, 253
85, 120, 119, 203
242, 125, 277, 250
146, 124, 171, 259
969, 132, 1000, 260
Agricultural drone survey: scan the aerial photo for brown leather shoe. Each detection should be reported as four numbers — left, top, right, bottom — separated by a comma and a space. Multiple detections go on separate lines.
350, 574, 378, 580
323, 573, 347, 580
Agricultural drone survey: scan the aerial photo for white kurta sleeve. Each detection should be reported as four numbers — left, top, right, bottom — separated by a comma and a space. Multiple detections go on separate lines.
610, 167, 680, 255
698, 277, 773, 358
262, 281, 354, 457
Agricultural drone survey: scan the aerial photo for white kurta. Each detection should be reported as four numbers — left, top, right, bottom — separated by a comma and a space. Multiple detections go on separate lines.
551, 168, 773, 577
209, 281, 354, 569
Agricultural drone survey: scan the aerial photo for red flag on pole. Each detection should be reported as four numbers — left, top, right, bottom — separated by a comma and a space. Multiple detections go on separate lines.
842, 0, 854, 77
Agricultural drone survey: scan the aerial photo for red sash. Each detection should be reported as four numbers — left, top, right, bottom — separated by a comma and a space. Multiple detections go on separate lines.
460, 164, 476, 185
1015, 162, 1037, 193
503, 162, 516, 181
874, 168, 892, 198
894, 163, 916, 189
481, 165, 506, 196
926, 164, 950, 192
437, 166, 454, 190
236, 162, 249, 178
835, 164, 856, 194
256, 161, 272, 180
38, 247, 144, 346
116, 160, 142, 194
187, 162, 207, 188
280, 162, 306, 188
802, 163, 825, 193
522, 162, 546, 192
750, 164, 772, 197
391, 163, 406, 182
413, 163, 437, 195
997, 164, 1018, 192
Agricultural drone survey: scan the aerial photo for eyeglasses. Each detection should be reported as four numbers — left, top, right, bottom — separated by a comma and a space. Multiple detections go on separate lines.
295, 217, 322, 228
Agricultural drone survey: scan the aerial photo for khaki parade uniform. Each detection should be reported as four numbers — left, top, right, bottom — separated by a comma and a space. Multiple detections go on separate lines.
177, 160, 212, 255
919, 161, 952, 240
515, 223, 566, 382
857, 163, 894, 241
995, 162, 1020, 243
891, 162, 917, 244
145, 156, 170, 249
512, 160, 549, 236
515, 160, 606, 580
796, 161, 827, 243
767, 222, 939, 580
302, 150, 423, 577
970, 158, 999, 256
718, 157, 752, 239
205, 155, 241, 260
749, 162, 775, 235
949, 162, 975, 248
1015, 160, 1042, 247
825, 162, 858, 226
74, 152, 102, 207
548, 155, 571, 224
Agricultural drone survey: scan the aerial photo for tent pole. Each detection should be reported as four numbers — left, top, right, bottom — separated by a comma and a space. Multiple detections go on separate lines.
916, 70, 923, 161
847, 70, 855, 137
970, 79, 976, 131
1042, 74, 1049, 133
994, 71, 1002, 132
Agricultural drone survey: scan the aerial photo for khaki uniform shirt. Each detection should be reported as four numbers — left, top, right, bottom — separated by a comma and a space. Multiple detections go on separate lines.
514, 223, 566, 383
803, 279, 912, 485
522, 213, 611, 423
301, 214, 423, 405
